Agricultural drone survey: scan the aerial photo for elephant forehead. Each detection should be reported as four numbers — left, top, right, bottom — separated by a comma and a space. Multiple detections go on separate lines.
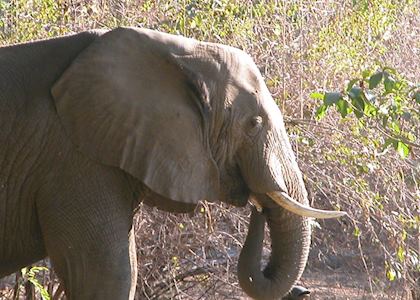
233, 62, 262, 90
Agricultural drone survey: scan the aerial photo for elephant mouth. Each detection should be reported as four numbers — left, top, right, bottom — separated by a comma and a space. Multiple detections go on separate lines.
251, 192, 347, 219
219, 164, 251, 207
229, 187, 250, 207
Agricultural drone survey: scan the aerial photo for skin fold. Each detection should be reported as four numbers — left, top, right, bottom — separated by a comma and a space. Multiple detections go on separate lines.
0, 27, 331, 299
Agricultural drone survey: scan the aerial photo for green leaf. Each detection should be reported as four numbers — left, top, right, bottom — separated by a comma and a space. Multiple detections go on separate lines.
386, 267, 396, 281
346, 78, 359, 91
348, 86, 362, 100
336, 98, 350, 118
324, 92, 343, 106
383, 66, 397, 75
364, 90, 376, 103
363, 101, 377, 117
407, 132, 416, 142
415, 91, 420, 104
384, 74, 396, 93
401, 229, 407, 241
396, 141, 409, 158
315, 104, 328, 120
27, 266, 48, 277
28, 278, 51, 300
362, 69, 372, 79
356, 164, 369, 174
362, 90, 377, 117
397, 245, 406, 262
24, 266, 51, 300
348, 87, 364, 118
383, 138, 397, 150
389, 122, 401, 134
402, 112, 411, 121
310, 92, 324, 100
369, 72, 383, 89
353, 226, 361, 237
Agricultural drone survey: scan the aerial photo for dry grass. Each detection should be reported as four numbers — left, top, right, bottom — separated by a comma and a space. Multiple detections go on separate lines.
0, 0, 419, 299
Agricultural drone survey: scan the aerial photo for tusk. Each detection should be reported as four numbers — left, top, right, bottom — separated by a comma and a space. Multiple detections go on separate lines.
267, 191, 347, 219
249, 195, 263, 213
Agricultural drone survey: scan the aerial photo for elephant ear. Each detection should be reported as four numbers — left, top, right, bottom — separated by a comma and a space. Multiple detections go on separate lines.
51, 27, 219, 204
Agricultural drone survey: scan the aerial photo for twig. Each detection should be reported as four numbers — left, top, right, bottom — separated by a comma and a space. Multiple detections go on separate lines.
283, 116, 348, 134
149, 267, 213, 299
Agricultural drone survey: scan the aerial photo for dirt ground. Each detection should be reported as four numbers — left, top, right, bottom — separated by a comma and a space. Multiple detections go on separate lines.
299, 246, 418, 300
1, 211, 417, 300
301, 269, 411, 300
1, 267, 416, 300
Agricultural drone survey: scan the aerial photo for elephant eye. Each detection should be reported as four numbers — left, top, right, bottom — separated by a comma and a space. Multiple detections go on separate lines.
248, 116, 263, 137
251, 116, 263, 127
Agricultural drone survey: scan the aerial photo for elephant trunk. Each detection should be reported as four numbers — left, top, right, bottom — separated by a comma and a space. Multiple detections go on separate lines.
238, 196, 311, 300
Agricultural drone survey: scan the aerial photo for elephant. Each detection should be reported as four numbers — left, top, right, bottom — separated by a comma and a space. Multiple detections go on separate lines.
0, 27, 345, 300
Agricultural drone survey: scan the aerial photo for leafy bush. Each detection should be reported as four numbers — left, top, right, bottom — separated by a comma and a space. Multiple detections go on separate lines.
313, 68, 419, 158
311, 67, 419, 290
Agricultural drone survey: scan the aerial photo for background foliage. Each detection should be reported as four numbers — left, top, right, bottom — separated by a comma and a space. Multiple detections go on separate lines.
1, 0, 418, 299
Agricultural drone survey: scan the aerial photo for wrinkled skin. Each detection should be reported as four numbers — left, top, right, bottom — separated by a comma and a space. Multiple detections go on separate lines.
0, 27, 313, 299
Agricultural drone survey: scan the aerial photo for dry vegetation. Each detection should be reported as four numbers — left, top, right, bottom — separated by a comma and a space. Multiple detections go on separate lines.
0, 0, 419, 299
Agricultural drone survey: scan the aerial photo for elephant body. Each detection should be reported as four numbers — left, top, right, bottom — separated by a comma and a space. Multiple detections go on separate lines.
0, 27, 343, 299
0, 31, 99, 273
1, 31, 139, 298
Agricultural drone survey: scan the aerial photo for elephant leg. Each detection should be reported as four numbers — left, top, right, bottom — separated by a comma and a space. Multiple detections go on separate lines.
36, 166, 136, 300
39, 207, 134, 299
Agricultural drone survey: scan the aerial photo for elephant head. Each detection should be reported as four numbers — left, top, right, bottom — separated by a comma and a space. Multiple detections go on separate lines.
51, 27, 345, 299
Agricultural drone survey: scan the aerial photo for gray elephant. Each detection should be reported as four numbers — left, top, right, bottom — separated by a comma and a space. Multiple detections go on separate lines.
0, 27, 345, 300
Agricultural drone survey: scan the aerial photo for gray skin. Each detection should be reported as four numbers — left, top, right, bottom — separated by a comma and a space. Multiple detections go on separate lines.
0, 27, 312, 299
